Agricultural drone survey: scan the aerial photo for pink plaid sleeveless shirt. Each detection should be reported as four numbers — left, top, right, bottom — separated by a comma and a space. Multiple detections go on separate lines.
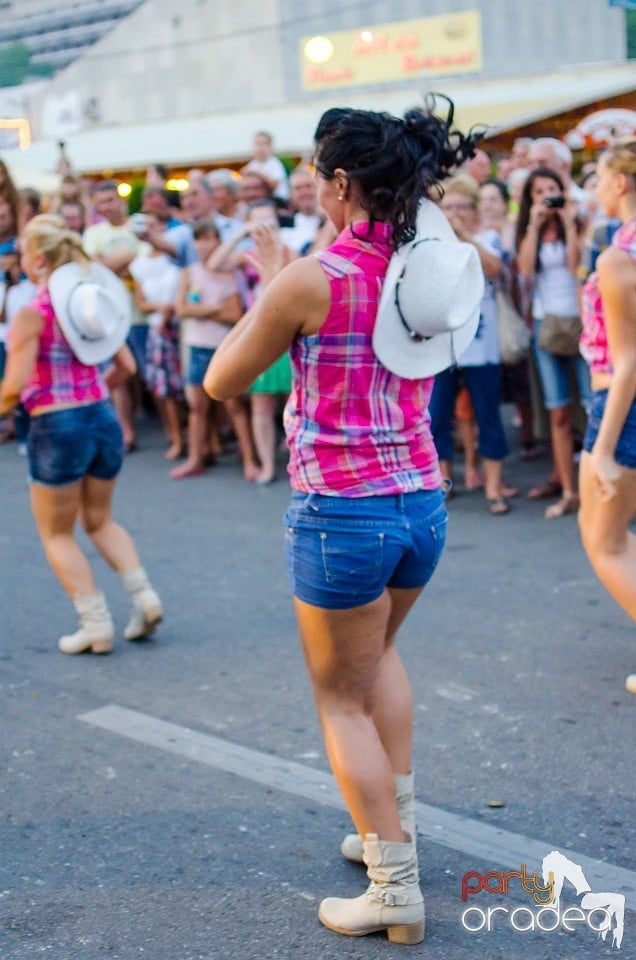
284, 221, 442, 496
20, 286, 109, 414
581, 216, 636, 376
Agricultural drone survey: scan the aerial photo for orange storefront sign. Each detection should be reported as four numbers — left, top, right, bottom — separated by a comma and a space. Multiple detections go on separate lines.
300, 11, 482, 91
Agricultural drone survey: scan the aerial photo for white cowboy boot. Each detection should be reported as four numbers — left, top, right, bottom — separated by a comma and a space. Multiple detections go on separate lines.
341, 772, 416, 863
58, 592, 114, 655
121, 567, 163, 640
319, 833, 425, 944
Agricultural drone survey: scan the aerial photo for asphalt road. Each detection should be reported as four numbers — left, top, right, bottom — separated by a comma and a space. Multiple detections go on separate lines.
1, 414, 634, 960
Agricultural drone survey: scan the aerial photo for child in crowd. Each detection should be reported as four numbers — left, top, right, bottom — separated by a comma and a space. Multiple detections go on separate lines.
130, 212, 183, 460
172, 219, 255, 479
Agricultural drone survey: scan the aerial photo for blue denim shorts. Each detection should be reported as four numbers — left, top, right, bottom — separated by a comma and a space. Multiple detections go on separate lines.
28, 400, 124, 487
127, 324, 149, 381
532, 320, 591, 410
187, 346, 215, 386
583, 390, 636, 469
284, 488, 448, 609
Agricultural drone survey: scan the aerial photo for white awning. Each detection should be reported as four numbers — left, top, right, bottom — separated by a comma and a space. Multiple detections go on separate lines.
2, 61, 634, 176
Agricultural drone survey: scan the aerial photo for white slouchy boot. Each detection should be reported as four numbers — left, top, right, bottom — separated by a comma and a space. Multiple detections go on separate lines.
121, 567, 163, 640
319, 833, 425, 944
340, 772, 416, 863
58, 592, 114, 655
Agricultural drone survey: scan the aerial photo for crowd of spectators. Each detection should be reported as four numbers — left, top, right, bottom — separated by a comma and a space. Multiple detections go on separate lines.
0, 127, 622, 516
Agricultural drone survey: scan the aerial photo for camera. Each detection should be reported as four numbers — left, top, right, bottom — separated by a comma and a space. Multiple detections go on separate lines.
130, 212, 147, 236
544, 195, 565, 209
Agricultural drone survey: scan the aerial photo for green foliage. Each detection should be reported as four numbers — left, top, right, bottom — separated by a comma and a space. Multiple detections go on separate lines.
0, 42, 31, 87
0, 41, 55, 87
127, 180, 145, 215
627, 11, 636, 59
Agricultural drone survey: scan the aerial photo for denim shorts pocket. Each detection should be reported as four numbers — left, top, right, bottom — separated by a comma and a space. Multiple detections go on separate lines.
320, 530, 385, 595
428, 506, 448, 574
284, 514, 295, 579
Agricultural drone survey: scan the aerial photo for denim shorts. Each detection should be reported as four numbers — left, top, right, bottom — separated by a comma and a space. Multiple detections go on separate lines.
583, 390, 636, 469
127, 324, 149, 381
28, 400, 124, 487
532, 319, 592, 410
187, 346, 215, 386
284, 488, 448, 609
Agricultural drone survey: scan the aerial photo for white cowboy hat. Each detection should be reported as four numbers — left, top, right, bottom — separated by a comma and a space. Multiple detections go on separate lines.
373, 199, 485, 379
49, 261, 131, 366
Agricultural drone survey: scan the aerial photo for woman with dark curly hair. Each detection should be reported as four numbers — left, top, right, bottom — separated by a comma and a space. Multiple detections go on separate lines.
204, 98, 479, 944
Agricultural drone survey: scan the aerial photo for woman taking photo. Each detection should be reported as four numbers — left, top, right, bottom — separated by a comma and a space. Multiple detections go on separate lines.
516, 167, 591, 518
578, 142, 636, 662
0, 215, 162, 654
204, 102, 479, 943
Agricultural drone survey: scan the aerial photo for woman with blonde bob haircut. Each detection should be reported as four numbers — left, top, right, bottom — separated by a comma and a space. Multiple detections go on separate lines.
0, 215, 163, 654
578, 141, 636, 683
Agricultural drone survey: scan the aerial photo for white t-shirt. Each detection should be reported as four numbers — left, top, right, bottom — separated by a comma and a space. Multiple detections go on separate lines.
532, 241, 578, 319
281, 212, 320, 253
129, 254, 180, 329
244, 156, 290, 201
458, 229, 502, 367
2, 279, 38, 345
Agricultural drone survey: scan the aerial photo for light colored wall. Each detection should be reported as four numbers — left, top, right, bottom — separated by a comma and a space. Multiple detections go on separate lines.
28, 0, 285, 138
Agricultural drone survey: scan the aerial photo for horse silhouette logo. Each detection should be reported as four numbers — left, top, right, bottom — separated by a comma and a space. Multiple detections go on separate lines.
542, 850, 625, 950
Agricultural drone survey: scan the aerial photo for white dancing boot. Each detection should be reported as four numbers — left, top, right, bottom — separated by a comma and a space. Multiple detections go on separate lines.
319, 833, 425, 944
58, 592, 114, 655
341, 772, 416, 863
121, 567, 163, 640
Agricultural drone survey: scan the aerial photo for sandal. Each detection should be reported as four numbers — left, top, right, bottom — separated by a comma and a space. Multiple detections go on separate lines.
487, 497, 511, 516
544, 493, 579, 519
527, 478, 562, 501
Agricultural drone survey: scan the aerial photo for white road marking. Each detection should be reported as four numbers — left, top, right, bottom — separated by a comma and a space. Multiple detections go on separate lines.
79, 704, 636, 909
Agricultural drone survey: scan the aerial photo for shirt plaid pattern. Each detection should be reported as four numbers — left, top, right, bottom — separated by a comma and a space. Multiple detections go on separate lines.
581, 217, 636, 376
20, 286, 109, 414
284, 222, 442, 496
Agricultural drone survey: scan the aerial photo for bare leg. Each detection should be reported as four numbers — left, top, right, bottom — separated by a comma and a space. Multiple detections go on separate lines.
251, 392, 276, 481
111, 384, 135, 448
369, 587, 422, 775
295, 588, 423, 841
80, 475, 141, 574
459, 420, 482, 488
30, 481, 96, 598
159, 397, 183, 459
579, 452, 636, 620
224, 396, 259, 481
483, 457, 504, 501
549, 404, 576, 494
171, 385, 208, 477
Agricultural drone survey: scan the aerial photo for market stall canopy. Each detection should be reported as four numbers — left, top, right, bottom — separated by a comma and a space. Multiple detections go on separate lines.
565, 108, 636, 149
0, 61, 633, 176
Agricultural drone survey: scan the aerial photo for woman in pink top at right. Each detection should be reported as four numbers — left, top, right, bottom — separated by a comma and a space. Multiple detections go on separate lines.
204, 101, 480, 944
579, 141, 636, 661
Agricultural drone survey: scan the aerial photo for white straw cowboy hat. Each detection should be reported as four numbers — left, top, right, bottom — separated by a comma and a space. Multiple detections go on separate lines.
373, 199, 485, 379
49, 261, 131, 366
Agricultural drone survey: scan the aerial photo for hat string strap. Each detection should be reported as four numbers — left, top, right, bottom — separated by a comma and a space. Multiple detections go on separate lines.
393, 237, 441, 343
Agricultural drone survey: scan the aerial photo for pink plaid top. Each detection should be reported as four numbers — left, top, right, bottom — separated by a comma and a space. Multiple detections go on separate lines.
284, 221, 442, 496
20, 286, 109, 414
581, 217, 636, 376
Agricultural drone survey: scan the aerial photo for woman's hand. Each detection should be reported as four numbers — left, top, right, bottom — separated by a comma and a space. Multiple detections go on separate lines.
244, 224, 284, 287
529, 202, 548, 229
589, 449, 621, 502
559, 197, 578, 229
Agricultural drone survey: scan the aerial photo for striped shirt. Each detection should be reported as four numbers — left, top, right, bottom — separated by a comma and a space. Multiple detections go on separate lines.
284, 221, 442, 496
581, 217, 636, 376
20, 286, 109, 414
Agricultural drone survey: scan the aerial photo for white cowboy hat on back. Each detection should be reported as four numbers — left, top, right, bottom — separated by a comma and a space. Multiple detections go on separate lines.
373, 198, 484, 379
49, 261, 131, 366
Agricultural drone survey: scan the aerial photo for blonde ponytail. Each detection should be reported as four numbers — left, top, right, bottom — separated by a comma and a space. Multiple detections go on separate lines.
604, 139, 636, 180
23, 213, 90, 272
